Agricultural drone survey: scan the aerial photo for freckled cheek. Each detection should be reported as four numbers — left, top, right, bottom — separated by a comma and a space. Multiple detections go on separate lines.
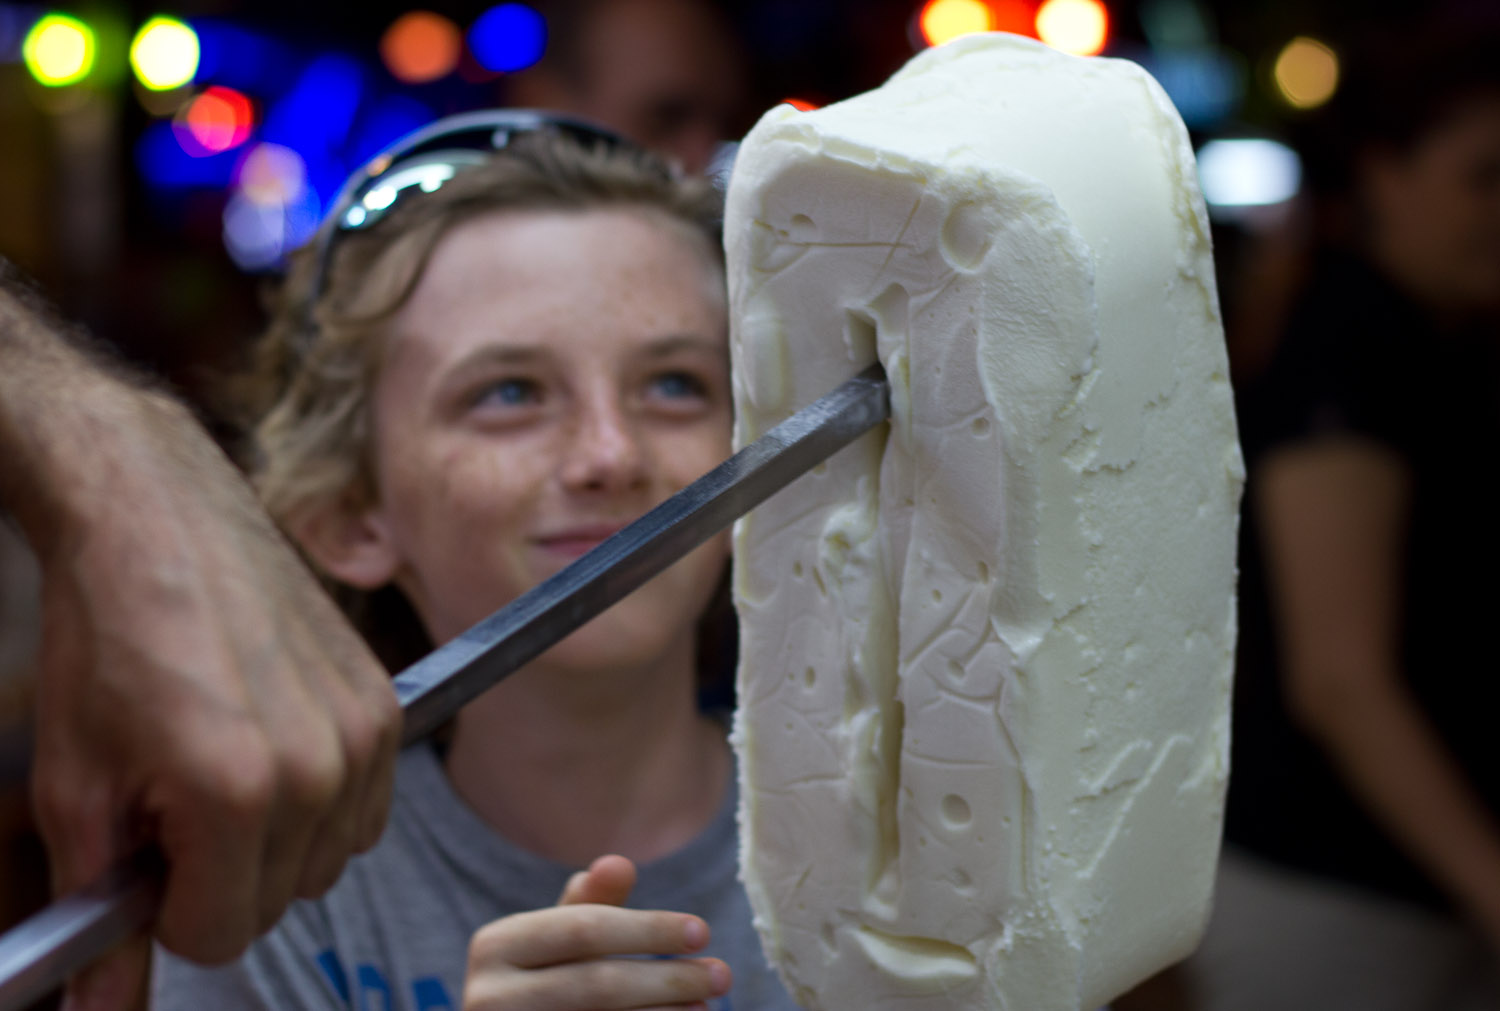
383, 443, 548, 567
435, 450, 548, 536
655, 429, 731, 493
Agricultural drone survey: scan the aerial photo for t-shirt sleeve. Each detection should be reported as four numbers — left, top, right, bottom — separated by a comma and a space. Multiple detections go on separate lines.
1243, 261, 1416, 460
150, 901, 346, 1011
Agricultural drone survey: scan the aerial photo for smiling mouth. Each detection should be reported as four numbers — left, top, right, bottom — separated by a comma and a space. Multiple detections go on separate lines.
535, 526, 627, 558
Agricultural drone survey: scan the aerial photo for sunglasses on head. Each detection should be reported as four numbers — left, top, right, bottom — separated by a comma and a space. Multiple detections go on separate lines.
305, 109, 657, 309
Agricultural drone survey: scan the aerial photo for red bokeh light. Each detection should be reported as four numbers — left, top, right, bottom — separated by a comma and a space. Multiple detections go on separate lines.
177, 86, 255, 156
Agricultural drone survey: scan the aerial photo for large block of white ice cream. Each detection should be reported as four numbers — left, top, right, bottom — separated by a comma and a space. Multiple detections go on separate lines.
726, 32, 1243, 1011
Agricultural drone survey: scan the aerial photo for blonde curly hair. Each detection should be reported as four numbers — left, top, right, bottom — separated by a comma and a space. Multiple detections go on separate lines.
233, 128, 727, 667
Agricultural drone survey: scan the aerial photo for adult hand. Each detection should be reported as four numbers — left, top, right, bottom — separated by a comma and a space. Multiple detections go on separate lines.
462, 855, 731, 1010
2, 279, 402, 1011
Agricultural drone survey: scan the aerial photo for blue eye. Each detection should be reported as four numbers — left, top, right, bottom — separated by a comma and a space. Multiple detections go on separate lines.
475, 377, 541, 408
650, 371, 706, 400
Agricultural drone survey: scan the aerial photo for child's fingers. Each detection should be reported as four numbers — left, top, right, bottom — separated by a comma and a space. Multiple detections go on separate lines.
464, 955, 730, 1011
557, 854, 637, 907
471, 905, 710, 970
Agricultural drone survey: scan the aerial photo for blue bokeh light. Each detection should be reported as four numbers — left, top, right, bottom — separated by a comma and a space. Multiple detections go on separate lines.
1143, 47, 1244, 129
191, 19, 291, 91
222, 183, 321, 271
1, 4, 25, 64
468, 4, 546, 73
261, 54, 363, 155
137, 120, 241, 188
259, 54, 365, 208
348, 94, 436, 169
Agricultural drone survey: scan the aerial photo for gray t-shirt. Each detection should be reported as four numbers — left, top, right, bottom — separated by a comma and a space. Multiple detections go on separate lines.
151, 744, 799, 1011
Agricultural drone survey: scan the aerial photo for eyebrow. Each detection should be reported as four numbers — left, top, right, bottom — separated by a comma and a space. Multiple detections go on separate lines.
443, 344, 548, 376
430, 344, 548, 404
640, 334, 726, 359
434, 333, 727, 396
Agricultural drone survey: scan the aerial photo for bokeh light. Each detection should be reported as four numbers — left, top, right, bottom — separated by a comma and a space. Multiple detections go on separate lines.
222, 185, 320, 271
918, 0, 993, 47
136, 119, 239, 187
1143, 47, 1244, 128
176, 86, 254, 155
130, 16, 199, 90
258, 54, 365, 209
349, 95, 437, 168
469, 3, 546, 73
990, 0, 1039, 37
380, 11, 461, 84
1138, 0, 1210, 49
236, 143, 308, 206
1273, 36, 1338, 110
1196, 138, 1301, 209
781, 97, 820, 111
225, 142, 319, 270
193, 20, 288, 92
1036, 0, 1109, 56
2, 7, 26, 63
23, 14, 96, 86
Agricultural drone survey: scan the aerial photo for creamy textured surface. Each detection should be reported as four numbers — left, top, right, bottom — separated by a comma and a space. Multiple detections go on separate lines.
726, 33, 1243, 1011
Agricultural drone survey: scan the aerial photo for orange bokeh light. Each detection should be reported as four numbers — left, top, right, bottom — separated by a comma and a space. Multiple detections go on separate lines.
991, 0, 1038, 36
380, 11, 462, 84
919, 0, 994, 47
180, 86, 255, 155
1036, 0, 1109, 55
782, 97, 821, 112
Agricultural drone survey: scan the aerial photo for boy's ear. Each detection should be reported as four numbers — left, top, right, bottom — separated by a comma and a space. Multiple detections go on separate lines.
290, 497, 401, 591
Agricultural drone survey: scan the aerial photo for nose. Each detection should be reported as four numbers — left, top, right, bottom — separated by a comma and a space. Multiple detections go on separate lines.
559, 396, 649, 494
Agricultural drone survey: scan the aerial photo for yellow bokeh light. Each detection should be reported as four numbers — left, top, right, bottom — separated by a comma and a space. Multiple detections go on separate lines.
919, 0, 994, 47
23, 14, 97, 86
1273, 36, 1339, 110
1036, 0, 1109, 56
131, 16, 200, 91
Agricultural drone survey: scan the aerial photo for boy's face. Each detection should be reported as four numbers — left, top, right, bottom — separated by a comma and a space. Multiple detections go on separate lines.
319, 207, 731, 673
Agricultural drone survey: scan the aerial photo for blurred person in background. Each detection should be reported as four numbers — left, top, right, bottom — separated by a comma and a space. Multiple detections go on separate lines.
503, 0, 747, 175
1187, 20, 1500, 1011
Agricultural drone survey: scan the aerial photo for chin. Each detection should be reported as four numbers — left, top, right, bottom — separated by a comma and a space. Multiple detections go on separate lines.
539, 603, 698, 676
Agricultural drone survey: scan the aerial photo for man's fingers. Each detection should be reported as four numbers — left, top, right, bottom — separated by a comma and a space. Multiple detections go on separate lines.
299, 613, 401, 858
558, 855, 637, 906
32, 759, 114, 897
473, 906, 710, 969
257, 704, 346, 927
301, 647, 399, 876
464, 956, 730, 1011
149, 736, 272, 963
348, 675, 401, 854
59, 932, 150, 1011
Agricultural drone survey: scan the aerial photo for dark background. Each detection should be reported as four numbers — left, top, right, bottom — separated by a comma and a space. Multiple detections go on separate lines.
2, 0, 1491, 403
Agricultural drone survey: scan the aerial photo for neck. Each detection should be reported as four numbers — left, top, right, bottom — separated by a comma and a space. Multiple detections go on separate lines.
442, 633, 730, 867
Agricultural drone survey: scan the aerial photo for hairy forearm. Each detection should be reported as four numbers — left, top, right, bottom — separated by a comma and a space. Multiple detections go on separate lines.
0, 264, 188, 558
1301, 675, 1500, 934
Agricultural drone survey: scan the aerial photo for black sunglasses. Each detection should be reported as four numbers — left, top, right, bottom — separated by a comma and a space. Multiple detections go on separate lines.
304, 109, 656, 310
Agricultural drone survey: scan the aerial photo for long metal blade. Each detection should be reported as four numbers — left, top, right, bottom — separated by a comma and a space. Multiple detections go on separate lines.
0, 363, 890, 1011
